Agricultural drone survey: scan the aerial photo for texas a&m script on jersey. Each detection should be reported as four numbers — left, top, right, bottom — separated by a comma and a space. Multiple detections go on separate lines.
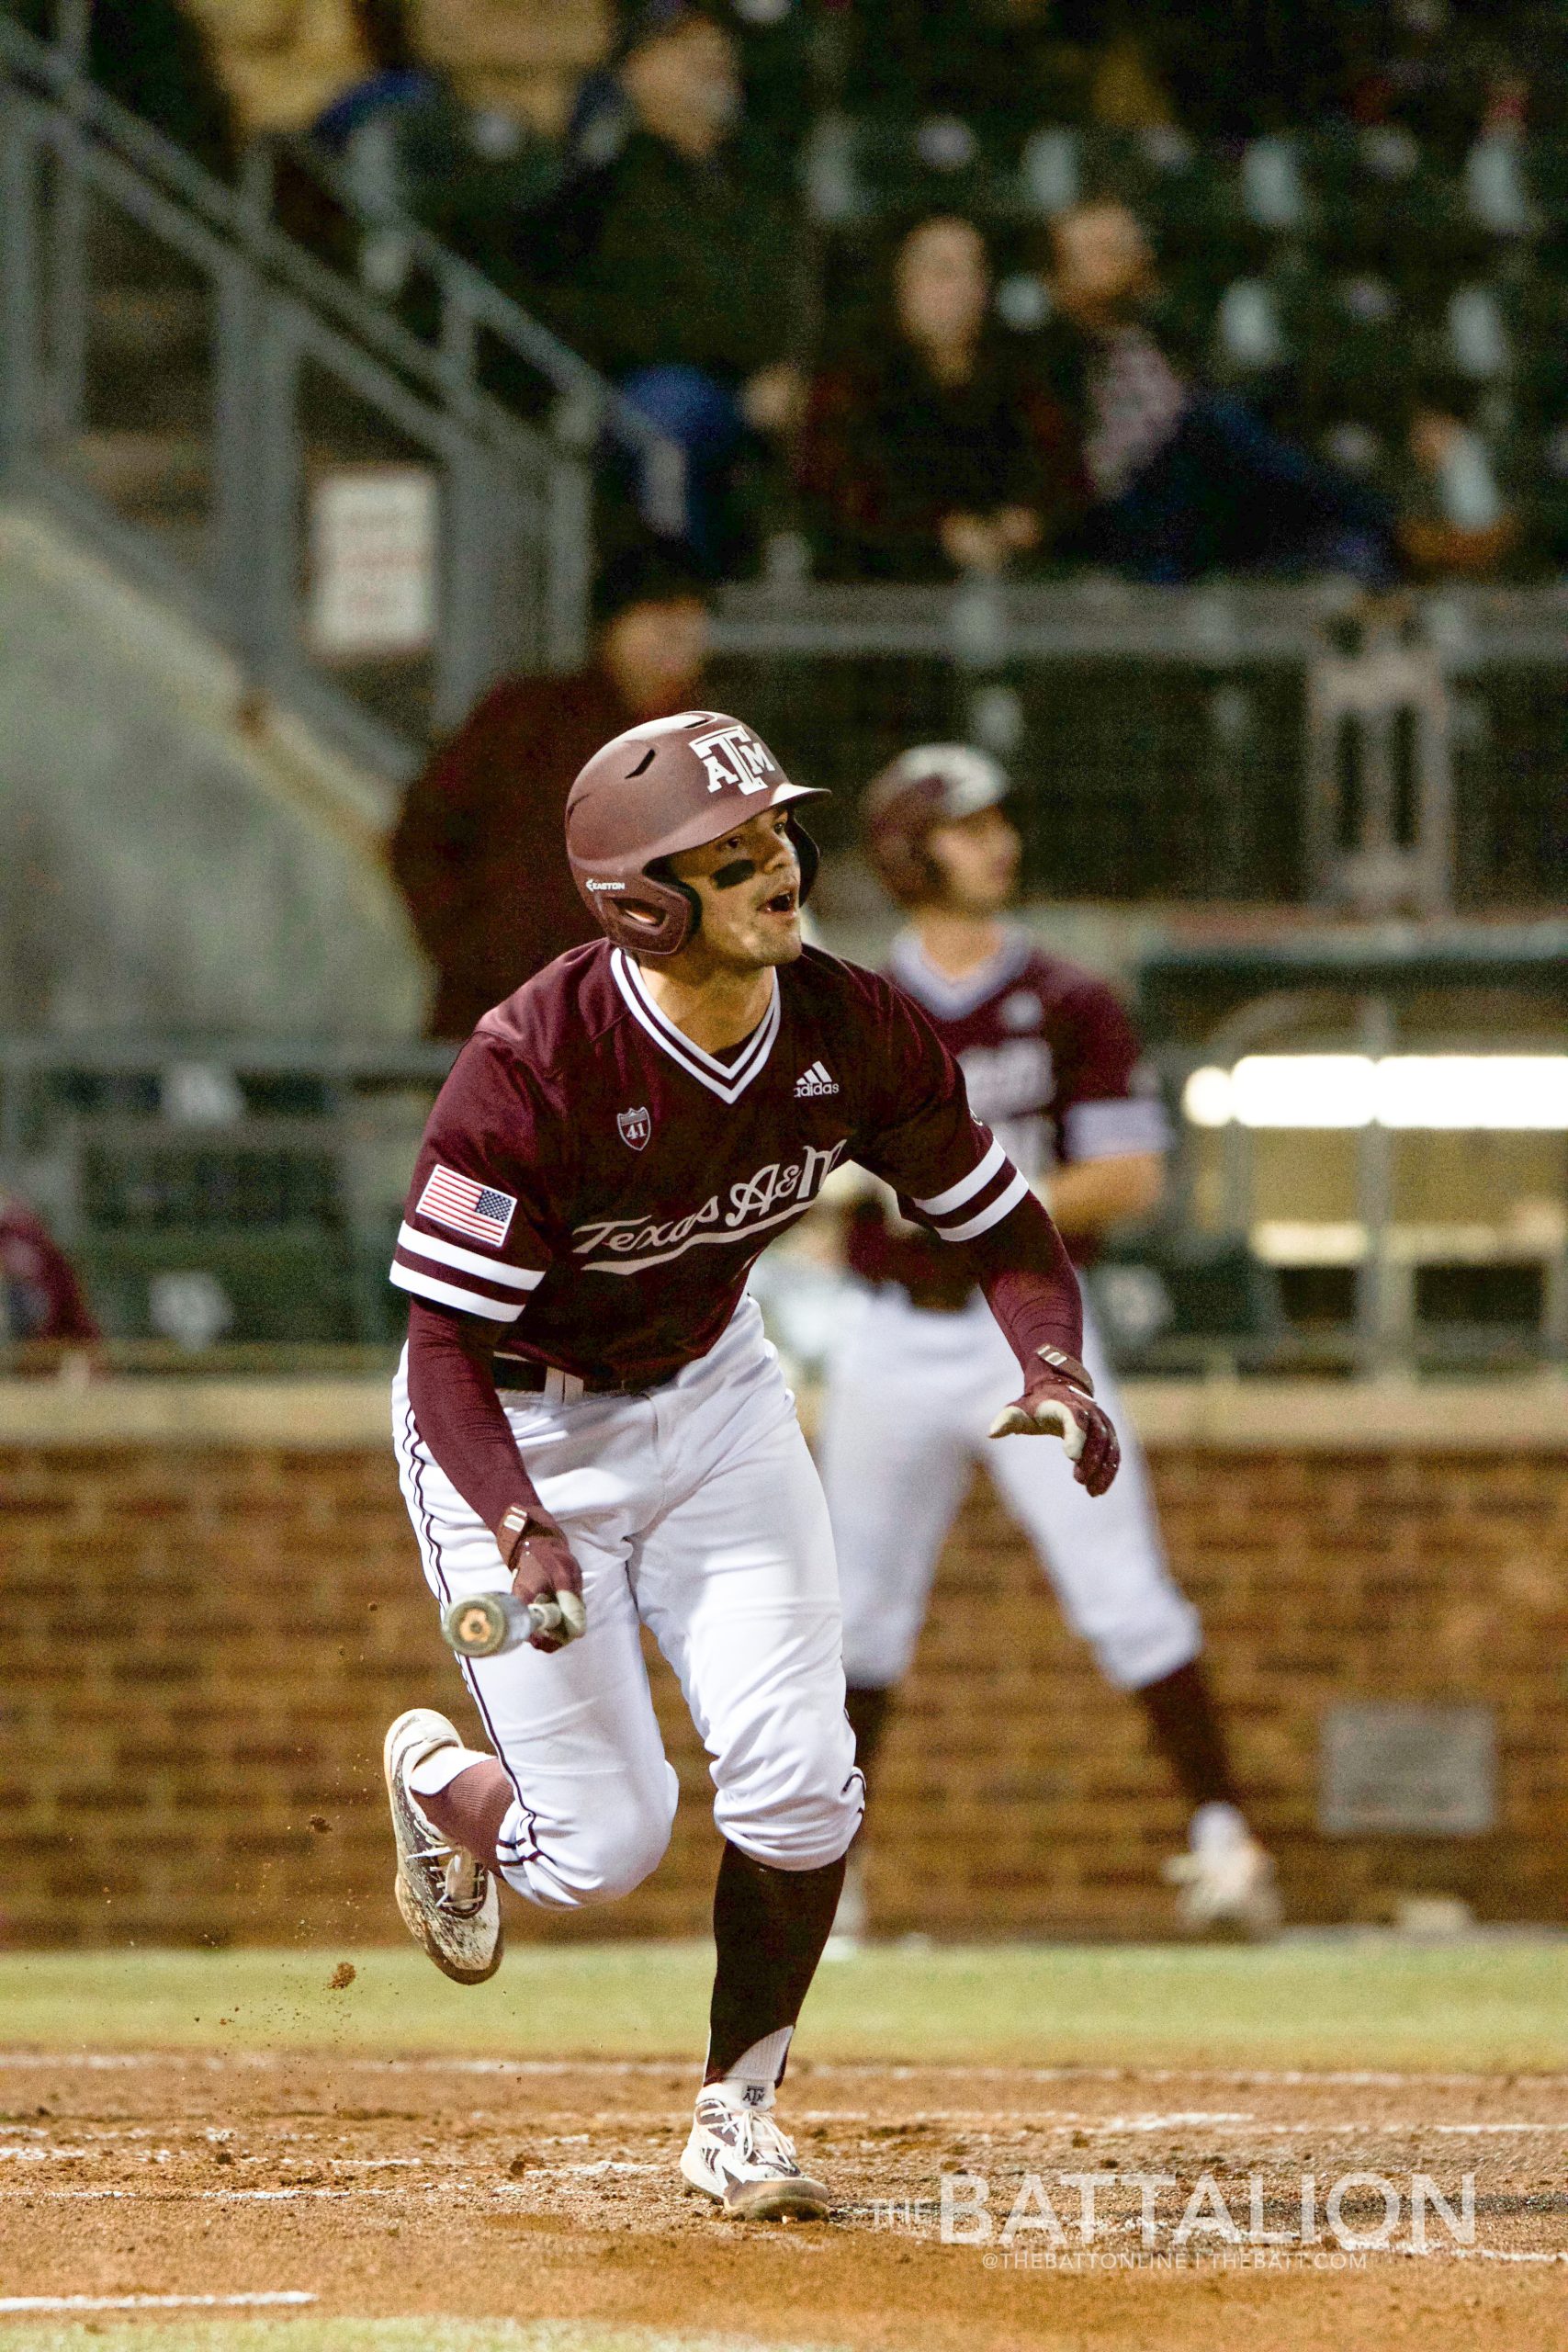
391, 939, 1029, 1389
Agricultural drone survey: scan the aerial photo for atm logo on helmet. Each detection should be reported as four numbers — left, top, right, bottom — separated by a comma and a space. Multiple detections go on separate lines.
692, 722, 777, 794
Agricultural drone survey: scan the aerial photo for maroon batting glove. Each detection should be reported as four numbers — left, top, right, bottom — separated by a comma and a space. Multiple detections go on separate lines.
987, 1348, 1121, 1498
494, 1501, 585, 1653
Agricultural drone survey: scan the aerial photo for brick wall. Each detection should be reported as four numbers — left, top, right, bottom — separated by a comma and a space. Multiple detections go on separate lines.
2, 1385, 1565, 1947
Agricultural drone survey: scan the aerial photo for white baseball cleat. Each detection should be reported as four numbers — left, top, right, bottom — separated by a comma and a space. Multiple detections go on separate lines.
680, 2089, 830, 2221
382, 1708, 502, 1984
1164, 1808, 1281, 1940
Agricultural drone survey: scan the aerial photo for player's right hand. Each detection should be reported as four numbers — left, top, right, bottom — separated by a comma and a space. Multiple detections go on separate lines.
494, 1502, 586, 1653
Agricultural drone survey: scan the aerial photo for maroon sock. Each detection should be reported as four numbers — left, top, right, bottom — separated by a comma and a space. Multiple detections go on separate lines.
844, 1684, 894, 1808
413, 1758, 513, 1871
705, 1840, 846, 2086
1136, 1657, 1240, 1812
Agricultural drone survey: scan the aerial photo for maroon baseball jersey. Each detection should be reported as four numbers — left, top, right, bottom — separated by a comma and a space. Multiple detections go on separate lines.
0, 1194, 98, 1343
390, 939, 1026, 1388
846, 926, 1169, 1295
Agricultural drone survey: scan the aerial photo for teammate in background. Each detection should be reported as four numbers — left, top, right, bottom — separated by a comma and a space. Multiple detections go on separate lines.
380, 712, 1118, 2220
0, 1190, 99, 1371
818, 745, 1279, 1945
389, 545, 710, 1041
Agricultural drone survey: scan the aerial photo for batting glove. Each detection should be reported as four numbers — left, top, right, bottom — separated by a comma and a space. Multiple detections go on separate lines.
987, 1346, 1121, 1497
495, 1502, 587, 1652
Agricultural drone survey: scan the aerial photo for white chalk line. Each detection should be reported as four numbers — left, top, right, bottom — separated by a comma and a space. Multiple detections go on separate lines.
0, 2160, 660, 2203
4, 2052, 1568, 2091
6, 2117, 1565, 2165
0, 2291, 316, 2312
825, 2112, 1568, 2135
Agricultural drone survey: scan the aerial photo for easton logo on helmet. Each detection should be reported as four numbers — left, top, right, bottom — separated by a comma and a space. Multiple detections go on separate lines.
691, 722, 776, 794
586, 878, 626, 891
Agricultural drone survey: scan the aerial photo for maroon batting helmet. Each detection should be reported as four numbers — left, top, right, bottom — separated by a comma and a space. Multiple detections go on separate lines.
566, 709, 825, 959
863, 743, 1010, 907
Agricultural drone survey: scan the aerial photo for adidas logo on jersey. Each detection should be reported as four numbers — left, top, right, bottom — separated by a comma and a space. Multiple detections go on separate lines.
795, 1060, 839, 1098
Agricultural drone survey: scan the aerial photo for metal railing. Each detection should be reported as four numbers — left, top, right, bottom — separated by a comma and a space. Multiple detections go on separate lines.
3, 8, 1565, 891
0, 1033, 455, 1356
3, 1017, 1564, 1376
710, 578, 1568, 910
0, 11, 682, 781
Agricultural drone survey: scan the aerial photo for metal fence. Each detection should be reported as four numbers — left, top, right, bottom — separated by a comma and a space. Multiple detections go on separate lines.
709, 578, 1568, 910
0, 1032, 453, 1360
4, 1012, 1564, 1378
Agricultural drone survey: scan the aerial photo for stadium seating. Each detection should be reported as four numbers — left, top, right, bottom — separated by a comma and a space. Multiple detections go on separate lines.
1089, 1233, 1287, 1374
0, 1048, 448, 1352
801, 111, 1568, 554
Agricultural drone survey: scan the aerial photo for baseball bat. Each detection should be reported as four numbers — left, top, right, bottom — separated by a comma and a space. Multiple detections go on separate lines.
441, 1590, 584, 1657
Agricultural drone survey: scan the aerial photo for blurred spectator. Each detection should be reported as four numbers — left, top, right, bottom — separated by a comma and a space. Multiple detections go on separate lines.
185, 0, 369, 140
837, 0, 1173, 136
309, 0, 435, 150
13, 0, 236, 173
796, 214, 1080, 582
1340, 1, 1543, 153
1043, 199, 1399, 585
0, 1192, 99, 1365
1150, 0, 1353, 140
389, 545, 710, 1039
1398, 388, 1518, 578
523, 0, 806, 566
409, 0, 611, 141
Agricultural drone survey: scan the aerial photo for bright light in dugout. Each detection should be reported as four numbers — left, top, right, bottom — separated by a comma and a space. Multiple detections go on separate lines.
1184, 1056, 1377, 1129
1182, 1056, 1568, 1131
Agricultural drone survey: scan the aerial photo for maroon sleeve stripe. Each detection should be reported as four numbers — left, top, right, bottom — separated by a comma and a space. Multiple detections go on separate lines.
930, 1165, 1030, 1244
390, 1254, 527, 1322
390, 1221, 544, 1323
396, 1220, 545, 1290
917, 1146, 1029, 1246
911, 1135, 1006, 1218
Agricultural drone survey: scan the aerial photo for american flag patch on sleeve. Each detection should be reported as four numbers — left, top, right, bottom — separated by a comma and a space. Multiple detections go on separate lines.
416, 1166, 517, 1248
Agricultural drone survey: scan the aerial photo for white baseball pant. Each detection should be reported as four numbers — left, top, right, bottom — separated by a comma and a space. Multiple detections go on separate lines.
819, 1288, 1201, 1692
392, 1295, 863, 1910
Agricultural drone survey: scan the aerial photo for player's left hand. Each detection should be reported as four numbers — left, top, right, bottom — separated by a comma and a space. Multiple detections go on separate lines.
987, 1350, 1120, 1496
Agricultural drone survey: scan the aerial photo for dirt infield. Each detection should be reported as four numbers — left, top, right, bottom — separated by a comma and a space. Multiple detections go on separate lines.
2, 2049, 1565, 2351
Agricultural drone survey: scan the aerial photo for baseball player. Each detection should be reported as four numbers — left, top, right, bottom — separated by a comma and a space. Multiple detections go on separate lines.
818, 745, 1279, 1944
380, 711, 1118, 2221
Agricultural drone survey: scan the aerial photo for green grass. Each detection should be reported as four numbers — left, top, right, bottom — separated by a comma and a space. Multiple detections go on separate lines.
1, 1939, 1565, 2073
0, 2327, 846, 2352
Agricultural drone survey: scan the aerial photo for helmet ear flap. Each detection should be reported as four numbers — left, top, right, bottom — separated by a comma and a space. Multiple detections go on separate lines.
639, 860, 703, 951
590, 864, 700, 957
787, 816, 820, 904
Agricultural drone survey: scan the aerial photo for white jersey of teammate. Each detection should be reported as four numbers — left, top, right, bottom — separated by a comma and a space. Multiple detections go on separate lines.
821, 924, 1201, 1696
